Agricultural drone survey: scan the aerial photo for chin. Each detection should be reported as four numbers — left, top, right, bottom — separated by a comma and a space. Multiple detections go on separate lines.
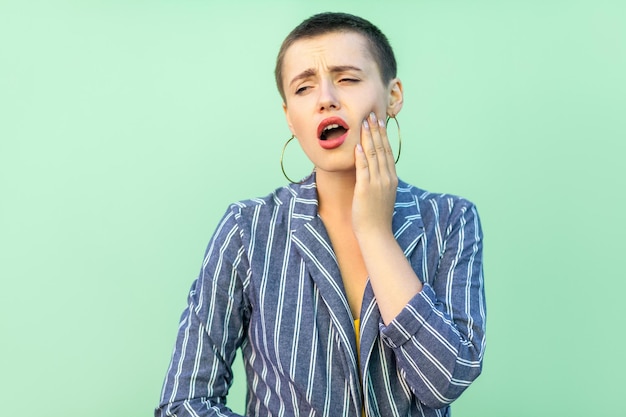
315, 160, 357, 175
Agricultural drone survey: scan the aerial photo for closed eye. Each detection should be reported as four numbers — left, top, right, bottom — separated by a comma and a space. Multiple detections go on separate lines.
295, 85, 312, 95
339, 78, 359, 83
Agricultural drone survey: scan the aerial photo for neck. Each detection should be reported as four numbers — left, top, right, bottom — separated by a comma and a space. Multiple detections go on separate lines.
315, 169, 356, 221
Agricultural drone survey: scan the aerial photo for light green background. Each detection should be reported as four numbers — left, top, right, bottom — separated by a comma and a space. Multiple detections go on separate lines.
1, 1, 624, 416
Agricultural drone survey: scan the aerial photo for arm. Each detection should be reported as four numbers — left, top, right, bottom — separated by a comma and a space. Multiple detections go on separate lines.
353, 112, 422, 324
353, 113, 485, 409
378, 201, 485, 409
155, 208, 250, 417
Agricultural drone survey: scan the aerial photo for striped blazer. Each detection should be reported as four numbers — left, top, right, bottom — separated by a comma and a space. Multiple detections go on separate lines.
156, 173, 486, 417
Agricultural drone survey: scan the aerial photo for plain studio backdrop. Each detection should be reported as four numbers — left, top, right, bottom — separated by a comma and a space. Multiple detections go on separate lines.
1, 1, 624, 416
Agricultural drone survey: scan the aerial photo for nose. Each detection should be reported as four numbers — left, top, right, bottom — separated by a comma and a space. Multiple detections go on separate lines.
317, 79, 340, 112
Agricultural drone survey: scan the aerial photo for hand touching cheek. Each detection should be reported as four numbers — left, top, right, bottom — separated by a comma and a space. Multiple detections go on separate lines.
352, 112, 398, 239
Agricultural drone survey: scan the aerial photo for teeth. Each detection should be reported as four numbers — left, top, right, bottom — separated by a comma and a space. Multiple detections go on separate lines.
323, 124, 340, 132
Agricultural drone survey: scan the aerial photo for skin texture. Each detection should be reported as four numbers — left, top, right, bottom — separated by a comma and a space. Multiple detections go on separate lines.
281, 31, 422, 324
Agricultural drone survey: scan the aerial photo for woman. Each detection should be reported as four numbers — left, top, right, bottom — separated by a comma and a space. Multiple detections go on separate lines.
156, 12, 485, 417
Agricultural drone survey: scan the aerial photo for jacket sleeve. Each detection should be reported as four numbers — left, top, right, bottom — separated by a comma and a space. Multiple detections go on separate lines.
379, 200, 486, 409
155, 207, 250, 417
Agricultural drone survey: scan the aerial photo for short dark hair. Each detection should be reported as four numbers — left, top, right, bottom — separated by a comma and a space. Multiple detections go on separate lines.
275, 12, 397, 102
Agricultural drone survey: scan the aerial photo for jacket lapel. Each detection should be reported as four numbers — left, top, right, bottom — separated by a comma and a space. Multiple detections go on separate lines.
291, 174, 361, 409
288, 175, 361, 405
391, 181, 425, 257
288, 175, 354, 332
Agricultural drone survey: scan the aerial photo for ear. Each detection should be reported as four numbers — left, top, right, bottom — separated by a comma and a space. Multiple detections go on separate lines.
282, 102, 296, 136
386, 78, 404, 117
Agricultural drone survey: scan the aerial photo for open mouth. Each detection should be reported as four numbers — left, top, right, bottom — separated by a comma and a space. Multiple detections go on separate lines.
320, 124, 348, 141
317, 117, 349, 141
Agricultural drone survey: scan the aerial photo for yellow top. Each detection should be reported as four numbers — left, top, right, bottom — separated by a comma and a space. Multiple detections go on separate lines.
355, 319, 365, 417
354, 318, 361, 360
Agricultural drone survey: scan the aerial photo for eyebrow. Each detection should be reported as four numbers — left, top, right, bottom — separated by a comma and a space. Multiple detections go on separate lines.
288, 65, 363, 87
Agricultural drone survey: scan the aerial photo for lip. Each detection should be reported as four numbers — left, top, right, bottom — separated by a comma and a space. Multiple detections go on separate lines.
317, 117, 350, 150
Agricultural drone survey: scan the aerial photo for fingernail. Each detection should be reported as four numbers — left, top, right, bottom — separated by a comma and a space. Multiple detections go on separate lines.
362, 119, 369, 130
378, 118, 385, 128
356, 143, 363, 152
370, 112, 377, 123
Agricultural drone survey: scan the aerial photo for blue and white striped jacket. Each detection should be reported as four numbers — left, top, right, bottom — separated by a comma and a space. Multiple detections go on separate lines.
156, 173, 486, 417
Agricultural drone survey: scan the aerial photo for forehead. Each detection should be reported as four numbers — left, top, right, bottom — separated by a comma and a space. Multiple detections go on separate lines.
282, 31, 378, 77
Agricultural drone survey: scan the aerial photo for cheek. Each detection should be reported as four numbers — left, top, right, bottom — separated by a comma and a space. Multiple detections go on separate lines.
288, 114, 312, 138
294, 137, 319, 165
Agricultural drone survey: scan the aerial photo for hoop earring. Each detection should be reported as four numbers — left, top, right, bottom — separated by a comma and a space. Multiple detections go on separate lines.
280, 135, 307, 184
387, 115, 402, 164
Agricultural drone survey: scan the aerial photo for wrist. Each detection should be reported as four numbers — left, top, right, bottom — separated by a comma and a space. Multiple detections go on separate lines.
354, 227, 396, 250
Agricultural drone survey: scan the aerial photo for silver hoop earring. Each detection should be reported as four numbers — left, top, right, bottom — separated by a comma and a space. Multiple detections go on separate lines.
387, 115, 402, 164
280, 135, 307, 184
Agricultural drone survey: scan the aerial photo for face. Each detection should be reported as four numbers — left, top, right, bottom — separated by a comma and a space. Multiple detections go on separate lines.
281, 31, 403, 175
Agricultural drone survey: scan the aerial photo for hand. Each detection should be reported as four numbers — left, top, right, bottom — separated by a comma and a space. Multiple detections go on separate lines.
352, 112, 398, 239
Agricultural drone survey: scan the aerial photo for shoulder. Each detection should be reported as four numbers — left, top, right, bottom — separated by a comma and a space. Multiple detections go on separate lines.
397, 179, 480, 225
221, 176, 318, 233
398, 179, 476, 207
225, 183, 299, 218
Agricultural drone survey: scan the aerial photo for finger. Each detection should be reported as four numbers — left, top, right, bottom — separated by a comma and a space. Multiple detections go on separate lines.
367, 113, 395, 177
354, 143, 370, 185
360, 118, 379, 178
377, 117, 397, 176
367, 113, 389, 172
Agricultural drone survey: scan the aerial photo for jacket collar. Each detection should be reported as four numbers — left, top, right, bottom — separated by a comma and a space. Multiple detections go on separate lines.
287, 172, 425, 244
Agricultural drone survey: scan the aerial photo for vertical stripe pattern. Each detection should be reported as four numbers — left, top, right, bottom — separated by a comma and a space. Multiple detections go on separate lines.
156, 174, 485, 417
